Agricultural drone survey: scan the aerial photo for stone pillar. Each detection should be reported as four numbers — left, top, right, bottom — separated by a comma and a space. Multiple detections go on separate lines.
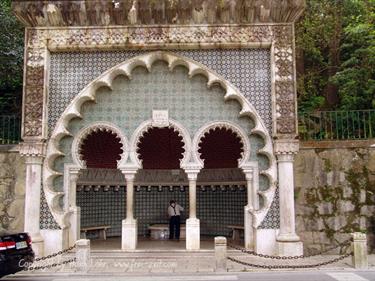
120, 169, 138, 251
352, 232, 368, 269
20, 141, 45, 257
185, 168, 201, 251
67, 166, 81, 247
215, 236, 227, 272
274, 139, 303, 256
75, 239, 90, 273
241, 164, 258, 250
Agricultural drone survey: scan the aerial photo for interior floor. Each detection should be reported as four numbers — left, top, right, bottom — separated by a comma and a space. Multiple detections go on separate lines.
90, 236, 239, 251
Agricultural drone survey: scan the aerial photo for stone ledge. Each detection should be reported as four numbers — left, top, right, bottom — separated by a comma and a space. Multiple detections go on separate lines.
300, 140, 375, 149
0, 144, 20, 152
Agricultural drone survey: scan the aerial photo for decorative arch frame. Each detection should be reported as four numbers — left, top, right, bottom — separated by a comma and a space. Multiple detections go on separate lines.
128, 118, 192, 169
192, 121, 251, 167
43, 50, 277, 229
71, 121, 129, 169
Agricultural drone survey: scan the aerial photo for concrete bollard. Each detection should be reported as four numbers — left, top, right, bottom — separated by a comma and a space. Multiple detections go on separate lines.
215, 236, 227, 272
352, 232, 368, 269
75, 239, 91, 273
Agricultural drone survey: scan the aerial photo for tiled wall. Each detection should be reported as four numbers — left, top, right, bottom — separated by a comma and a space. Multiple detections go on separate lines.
76, 184, 247, 237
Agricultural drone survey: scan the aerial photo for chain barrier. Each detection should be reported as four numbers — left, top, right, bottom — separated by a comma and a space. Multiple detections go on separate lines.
23, 243, 77, 271
24, 258, 76, 271
34, 244, 76, 262
227, 252, 353, 269
228, 238, 352, 260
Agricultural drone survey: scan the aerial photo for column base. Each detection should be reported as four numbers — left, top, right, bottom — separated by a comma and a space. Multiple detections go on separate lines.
186, 218, 200, 251
277, 241, 303, 256
121, 219, 137, 251
30, 233, 44, 257
244, 206, 255, 250
69, 207, 81, 246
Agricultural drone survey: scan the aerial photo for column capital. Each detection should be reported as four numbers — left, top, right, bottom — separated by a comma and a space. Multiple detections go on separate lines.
183, 163, 202, 180
274, 139, 299, 156
119, 165, 138, 181
19, 141, 46, 159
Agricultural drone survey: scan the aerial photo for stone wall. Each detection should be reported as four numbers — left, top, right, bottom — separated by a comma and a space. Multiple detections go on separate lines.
0, 146, 25, 235
295, 145, 375, 254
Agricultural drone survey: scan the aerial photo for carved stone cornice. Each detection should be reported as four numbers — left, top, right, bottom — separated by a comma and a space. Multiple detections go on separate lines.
12, 0, 306, 27
274, 139, 299, 158
19, 141, 46, 158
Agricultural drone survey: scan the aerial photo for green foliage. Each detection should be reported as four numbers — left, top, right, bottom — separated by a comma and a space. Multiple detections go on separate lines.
296, 0, 375, 112
0, 0, 24, 115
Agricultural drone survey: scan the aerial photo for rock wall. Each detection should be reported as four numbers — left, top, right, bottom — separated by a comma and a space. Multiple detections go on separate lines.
295, 146, 375, 254
0, 146, 25, 235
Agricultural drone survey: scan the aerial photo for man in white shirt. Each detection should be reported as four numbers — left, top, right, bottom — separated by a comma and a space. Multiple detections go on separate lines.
168, 200, 184, 240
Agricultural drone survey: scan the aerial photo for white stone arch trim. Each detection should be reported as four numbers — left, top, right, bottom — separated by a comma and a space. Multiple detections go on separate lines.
127, 118, 192, 169
71, 122, 129, 169
43, 50, 276, 228
192, 121, 251, 167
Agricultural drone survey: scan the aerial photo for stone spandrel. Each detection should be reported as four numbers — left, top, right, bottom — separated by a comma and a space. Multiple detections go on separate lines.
12, 0, 306, 27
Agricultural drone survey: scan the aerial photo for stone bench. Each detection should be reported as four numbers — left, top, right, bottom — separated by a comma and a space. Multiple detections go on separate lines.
81, 225, 111, 240
148, 224, 186, 240
227, 225, 244, 241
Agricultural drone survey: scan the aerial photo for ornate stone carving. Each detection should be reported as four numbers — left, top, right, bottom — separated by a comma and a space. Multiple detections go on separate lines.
19, 141, 46, 158
12, 1, 306, 26
274, 139, 299, 155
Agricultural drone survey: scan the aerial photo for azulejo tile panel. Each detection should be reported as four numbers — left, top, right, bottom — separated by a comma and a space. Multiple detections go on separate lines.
48, 49, 272, 134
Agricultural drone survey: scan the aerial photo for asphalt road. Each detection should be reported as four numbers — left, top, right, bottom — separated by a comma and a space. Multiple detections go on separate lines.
2, 271, 375, 281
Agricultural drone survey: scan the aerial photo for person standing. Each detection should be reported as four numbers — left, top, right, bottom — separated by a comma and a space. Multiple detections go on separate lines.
168, 200, 184, 240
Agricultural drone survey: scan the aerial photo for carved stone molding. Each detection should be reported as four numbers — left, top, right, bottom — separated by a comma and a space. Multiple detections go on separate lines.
12, 0, 306, 27
19, 141, 46, 158
274, 139, 299, 156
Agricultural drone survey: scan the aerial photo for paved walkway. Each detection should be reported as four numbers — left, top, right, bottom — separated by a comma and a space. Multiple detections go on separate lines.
9, 252, 375, 276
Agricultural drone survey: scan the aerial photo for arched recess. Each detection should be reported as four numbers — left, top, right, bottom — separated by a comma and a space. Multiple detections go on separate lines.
128, 118, 192, 169
71, 122, 128, 169
43, 50, 276, 230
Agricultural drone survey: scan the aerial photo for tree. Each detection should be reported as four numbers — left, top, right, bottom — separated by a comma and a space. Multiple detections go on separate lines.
0, 0, 24, 115
296, 0, 375, 112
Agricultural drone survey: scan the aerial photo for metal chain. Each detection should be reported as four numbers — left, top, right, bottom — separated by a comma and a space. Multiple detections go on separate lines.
228, 238, 352, 260
24, 258, 76, 271
34, 244, 76, 262
227, 252, 353, 269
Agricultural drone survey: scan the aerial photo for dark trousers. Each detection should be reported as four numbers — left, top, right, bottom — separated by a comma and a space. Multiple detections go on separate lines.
169, 215, 180, 239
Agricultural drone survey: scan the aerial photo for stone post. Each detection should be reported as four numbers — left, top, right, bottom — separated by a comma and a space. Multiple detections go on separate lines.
20, 141, 45, 257
274, 139, 303, 256
352, 232, 368, 269
75, 239, 90, 273
184, 167, 201, 251
241, 163, 259, 250
215, 236, 227, 272
67, 165, 82, 247
120, 168, 138, 251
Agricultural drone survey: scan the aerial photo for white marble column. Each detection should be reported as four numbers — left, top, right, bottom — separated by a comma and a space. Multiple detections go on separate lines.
67, 166, 81, 247
185, 168, 201, 251
274, 140, 303, 256
241, 163, 259, 250
20, 142, 45, 257
120, 169, 138, 251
